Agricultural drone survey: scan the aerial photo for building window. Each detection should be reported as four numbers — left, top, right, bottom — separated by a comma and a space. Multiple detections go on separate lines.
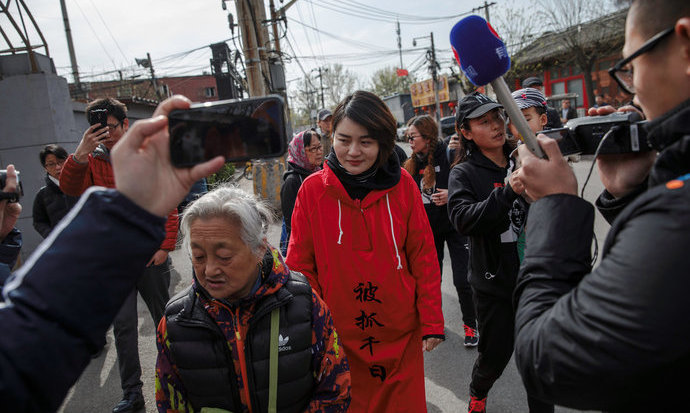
551, 81, 565, 95
567, 78, 585, 107
205, 87, 216, 97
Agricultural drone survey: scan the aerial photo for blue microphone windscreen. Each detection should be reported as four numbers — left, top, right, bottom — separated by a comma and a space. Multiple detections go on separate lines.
450, 15, 511, 86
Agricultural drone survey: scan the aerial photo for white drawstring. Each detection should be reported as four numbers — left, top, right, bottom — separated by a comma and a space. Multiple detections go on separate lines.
337, 199, 344, 245
386, 194, 403, 270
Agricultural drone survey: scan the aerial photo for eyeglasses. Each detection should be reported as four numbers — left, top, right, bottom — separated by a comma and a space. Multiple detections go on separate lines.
608, 26, 675, 94
407, 134, 422, 142
44, 159, 66, 169
306, 145, 323, 153
107, 122, 122, 131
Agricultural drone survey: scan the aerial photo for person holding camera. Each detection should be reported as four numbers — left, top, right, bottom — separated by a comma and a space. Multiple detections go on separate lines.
512, 1, 690, 411
60, 98, 180, 413
0, 96, 224, 412
0, 166, 22, 286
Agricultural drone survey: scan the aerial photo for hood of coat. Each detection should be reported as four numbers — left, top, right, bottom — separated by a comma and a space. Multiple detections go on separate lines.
283, 161, 314, 182
465, 143, 513, 173
645, 98, 690, 152
193, 246, 291, 309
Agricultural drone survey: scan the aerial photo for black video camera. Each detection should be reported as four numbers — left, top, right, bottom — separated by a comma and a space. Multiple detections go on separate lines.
541, 112, 651, 156
0, 170, 23, 203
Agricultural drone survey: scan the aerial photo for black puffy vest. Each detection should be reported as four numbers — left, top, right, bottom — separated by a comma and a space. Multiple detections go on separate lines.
164, 271, 314, 413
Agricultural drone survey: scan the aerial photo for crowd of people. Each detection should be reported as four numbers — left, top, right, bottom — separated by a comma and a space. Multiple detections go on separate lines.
0, 1, 689, 412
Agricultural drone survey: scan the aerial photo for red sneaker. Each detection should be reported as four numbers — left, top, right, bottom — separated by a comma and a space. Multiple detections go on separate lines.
464, 324, 479, 347
468, 396, 487, 413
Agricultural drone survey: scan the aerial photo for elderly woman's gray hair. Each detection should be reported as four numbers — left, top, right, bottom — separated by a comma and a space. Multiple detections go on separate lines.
181, 185, 274, 258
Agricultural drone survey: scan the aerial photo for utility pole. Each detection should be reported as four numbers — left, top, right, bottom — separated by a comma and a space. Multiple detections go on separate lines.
429, 32, 441, 128
59, 0, 82, 97
396, 19, 405, 91
136, 53, 161, 101
236, 0, 267, 96
311, 67, 327, 108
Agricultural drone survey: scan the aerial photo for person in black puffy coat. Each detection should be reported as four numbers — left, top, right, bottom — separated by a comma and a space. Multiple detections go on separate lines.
32, 144, 78, 238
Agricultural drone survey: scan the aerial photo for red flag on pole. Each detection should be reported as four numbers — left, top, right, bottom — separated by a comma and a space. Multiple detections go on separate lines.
397, 69, 409, 77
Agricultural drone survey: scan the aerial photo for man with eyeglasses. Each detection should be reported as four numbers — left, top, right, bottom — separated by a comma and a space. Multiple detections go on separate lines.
60, 98, 178, 413
32, 144, 78, 238
512, 0, 690, 411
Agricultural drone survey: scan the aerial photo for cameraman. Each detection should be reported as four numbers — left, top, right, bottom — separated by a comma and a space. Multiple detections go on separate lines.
0, 166, 22, 286
0, 96, 223, 412
512, 1, 690, 411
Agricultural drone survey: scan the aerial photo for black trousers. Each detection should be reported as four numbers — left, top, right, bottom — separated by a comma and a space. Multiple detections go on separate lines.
113, 257, 171, 395
433, 230, 477, 329
470, 289, 553, 413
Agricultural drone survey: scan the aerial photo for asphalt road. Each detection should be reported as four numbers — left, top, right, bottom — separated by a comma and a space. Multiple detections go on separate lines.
59, 143, 605, 413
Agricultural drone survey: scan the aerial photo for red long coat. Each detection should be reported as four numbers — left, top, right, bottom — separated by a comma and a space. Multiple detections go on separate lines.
286, 164, 443, 413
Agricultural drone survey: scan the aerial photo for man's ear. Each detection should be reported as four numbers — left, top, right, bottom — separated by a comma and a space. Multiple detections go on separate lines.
539, 113, 548, 128
122, 118, 130, 132
677, 17, 690, 76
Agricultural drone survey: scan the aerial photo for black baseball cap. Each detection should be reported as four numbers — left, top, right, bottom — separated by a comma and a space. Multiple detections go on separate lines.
455, 92, 503, 127
522, 77, 543, 88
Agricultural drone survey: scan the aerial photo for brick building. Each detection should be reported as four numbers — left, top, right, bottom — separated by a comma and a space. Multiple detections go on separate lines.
70, 74, 219, 104
510, 9, 630, 110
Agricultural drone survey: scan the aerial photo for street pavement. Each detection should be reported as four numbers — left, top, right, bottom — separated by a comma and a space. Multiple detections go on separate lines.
59, 143, 604, 412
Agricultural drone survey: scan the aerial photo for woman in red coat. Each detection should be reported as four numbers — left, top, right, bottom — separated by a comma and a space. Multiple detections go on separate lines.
286, 90, 444, 412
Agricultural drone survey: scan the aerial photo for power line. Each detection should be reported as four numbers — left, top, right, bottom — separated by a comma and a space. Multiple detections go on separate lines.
305, 0, 473, 25
72, 0, 118, 70
87, 0, 129, 64
289, 18, 388, 51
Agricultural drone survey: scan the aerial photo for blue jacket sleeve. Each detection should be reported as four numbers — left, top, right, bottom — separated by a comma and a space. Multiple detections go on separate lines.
0, 228, 22, 286
0, 187, 165, 412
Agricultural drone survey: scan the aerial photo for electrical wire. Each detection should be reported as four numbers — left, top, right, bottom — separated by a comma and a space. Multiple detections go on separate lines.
72, 0, 118, 71
305, 0, 473, 25
87, 0, 130, 64
289, 18, 388, 51
308, 0, 327, 65
284, 30, 317, 90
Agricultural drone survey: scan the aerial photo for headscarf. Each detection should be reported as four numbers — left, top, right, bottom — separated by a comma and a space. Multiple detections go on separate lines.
287, 130, 322, 173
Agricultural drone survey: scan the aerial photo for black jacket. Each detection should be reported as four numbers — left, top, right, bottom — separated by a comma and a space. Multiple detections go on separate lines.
545, 107, 563, 129
0, 189, 165, 412
409, 140, 452, 234
32, 175, 78, 238
165, 269, 314, 413
514, 99, 690, 412
447, 146, 521, 298
281, 162, 314, 241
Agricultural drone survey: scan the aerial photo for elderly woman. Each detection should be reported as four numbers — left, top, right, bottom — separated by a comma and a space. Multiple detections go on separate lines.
155, 186, 350, 413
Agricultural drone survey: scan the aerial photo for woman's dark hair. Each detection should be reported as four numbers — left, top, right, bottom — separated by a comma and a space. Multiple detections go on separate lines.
85, 97, 128, 122
452, 120, 477, 166
39, 144, 68, 166
402, 115, 439, 189
303, 128, 322, 147
332, 90, 396, 168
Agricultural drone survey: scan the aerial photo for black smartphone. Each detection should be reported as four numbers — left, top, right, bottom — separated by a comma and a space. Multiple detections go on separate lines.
169, 95, 287, 167
89, 109, 108, 129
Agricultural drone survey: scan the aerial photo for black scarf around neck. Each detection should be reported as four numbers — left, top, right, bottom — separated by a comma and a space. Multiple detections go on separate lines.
326, 150, 401, 200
